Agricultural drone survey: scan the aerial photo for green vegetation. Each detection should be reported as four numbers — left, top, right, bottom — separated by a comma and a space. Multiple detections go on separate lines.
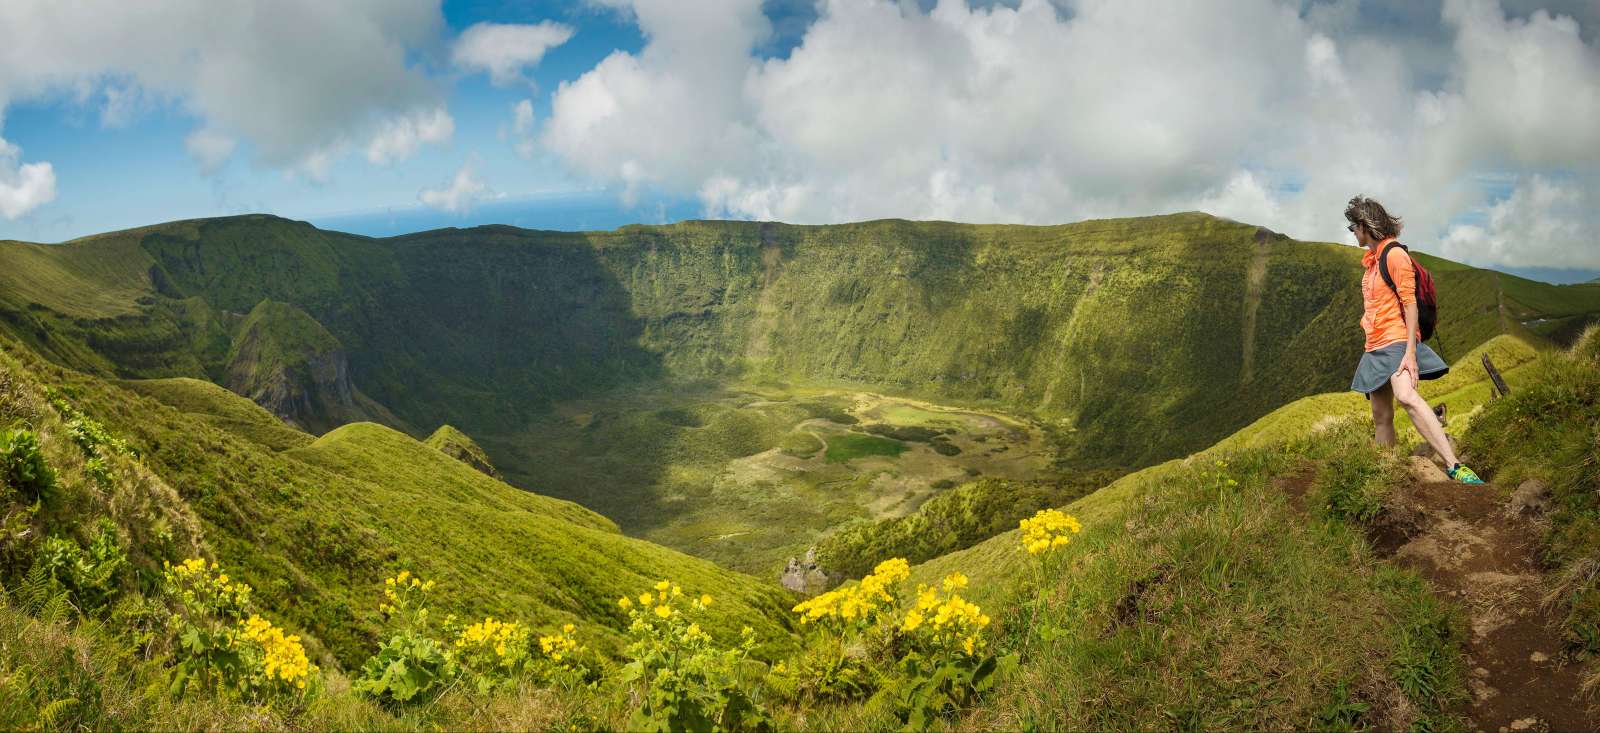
814, 475, 1112, 579
0, 333, 796, 674
778, 431, 824, 458
823, 433, 907, 464
121, 377, 314, 451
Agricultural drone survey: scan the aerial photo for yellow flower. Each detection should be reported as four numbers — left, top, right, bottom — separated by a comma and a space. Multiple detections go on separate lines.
902, 609, 924, 632
639, 592, 653, 606
699, 594, 714, 607
654, 604, 672, 619
963, 636, 976, 655
619, 596, 633, 609
655, 580, 671, 592
562, 623, 575, 634
1019, 509, 1082, 555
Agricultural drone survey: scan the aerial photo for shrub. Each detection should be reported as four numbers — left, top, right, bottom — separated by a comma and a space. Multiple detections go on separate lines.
354, 570, 456, 705
48, 396, 133, 488
617, 581, 770, 732
161, 557, 319, 701
0, 428, 55, 505
785, 557, 1016, 729
882, 572, 1014, 730
35, 520, 127, 612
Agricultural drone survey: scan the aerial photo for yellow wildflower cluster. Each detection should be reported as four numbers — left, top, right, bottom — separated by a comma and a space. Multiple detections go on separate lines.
792, 558, 911, 626
1019, 508, 1083, 555
618, 580, 711, 623
903, 572, 991, 656
456, 617, 528, 660
379, 570, 436, 618
538, 623, 580, 663
240, 614, 317, 689
164, 557, 253, 619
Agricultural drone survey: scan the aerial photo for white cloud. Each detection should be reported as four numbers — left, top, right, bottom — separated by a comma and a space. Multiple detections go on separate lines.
543, 0, 1600, 269
184, 127, 237, 175
420, 163, 491, 213
366, 106, 455, 165
0, 0, 449, 178
0, 136, 56, 220
510, 99, 537, 159
452, 21, 575, 86
1442, 176, 1600, 268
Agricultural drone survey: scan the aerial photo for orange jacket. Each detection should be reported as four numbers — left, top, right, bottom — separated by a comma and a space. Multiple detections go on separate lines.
1360, 238, 1416, 352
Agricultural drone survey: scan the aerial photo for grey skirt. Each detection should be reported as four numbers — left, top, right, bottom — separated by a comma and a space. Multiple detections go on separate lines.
1350, 341, 1448, 396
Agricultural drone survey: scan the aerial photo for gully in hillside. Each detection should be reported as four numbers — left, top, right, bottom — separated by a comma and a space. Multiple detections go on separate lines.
1344, 195, 1484, 484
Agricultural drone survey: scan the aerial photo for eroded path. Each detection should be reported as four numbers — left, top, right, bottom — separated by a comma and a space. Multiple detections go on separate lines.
1376, 474, 1595, 732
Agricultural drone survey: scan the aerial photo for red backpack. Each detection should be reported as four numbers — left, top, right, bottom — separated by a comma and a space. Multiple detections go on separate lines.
1378, 241, 1439, 343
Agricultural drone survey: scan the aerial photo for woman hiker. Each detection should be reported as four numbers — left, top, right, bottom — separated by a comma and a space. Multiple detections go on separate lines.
1345, 195, 1484, 484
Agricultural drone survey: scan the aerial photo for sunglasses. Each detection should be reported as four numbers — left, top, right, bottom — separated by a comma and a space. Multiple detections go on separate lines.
1347, 224, 1358, 233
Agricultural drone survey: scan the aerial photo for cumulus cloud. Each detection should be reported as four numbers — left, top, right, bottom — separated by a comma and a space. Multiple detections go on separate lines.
420, 163, 491, 213
366, 107, 455, 165
0, 0, 450, 182
184, 128, 237, 175
509, 99, 537, 159
452, 21, 575, 86
544, 0, 1600, 269
0, 135, 56, 220
1442, 176, 1600, 268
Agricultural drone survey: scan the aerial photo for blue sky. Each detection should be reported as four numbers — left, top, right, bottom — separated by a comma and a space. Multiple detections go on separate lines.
0, 0, 1596, 281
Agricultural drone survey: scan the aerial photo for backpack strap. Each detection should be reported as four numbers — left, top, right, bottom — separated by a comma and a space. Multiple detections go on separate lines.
1377, 241, 1407, 309
1377, 241, 1427, 343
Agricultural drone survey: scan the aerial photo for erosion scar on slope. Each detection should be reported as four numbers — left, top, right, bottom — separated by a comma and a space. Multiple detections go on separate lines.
1240, 230, 1271, 384
744, 224, 784, 364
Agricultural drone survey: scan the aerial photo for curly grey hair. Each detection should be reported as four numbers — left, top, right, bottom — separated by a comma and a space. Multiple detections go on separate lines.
1345, 195, 1403, 240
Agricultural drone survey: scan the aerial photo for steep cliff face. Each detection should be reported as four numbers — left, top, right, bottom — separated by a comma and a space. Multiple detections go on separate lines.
222, 300, 395, 435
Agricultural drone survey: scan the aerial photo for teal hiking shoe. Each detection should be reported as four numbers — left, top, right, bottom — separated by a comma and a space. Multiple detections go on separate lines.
1447, 463, 1485, 485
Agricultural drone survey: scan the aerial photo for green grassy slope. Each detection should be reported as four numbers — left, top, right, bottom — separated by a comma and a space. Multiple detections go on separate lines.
848, 340, 1549, 729
0, 334, 796, 669
121, 376, 315, 451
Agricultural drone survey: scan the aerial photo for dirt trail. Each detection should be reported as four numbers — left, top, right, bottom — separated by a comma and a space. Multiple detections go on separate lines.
1277, 464, 1596, 731
1376, 478, 1594, 732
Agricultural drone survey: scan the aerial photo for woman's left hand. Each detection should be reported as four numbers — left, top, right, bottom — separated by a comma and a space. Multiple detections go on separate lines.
1397, 348, 1419, 389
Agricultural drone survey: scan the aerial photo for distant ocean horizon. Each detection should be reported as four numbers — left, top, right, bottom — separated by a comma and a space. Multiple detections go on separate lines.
308, 189, 702, 238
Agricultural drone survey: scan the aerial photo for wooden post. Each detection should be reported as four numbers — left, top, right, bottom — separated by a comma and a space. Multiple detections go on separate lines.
1482, 353, 1510, 399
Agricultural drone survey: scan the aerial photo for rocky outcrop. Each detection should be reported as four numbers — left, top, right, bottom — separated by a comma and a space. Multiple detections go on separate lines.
780, 548, 835, 595
223, 300, 364, 435
425, 425, 501, 478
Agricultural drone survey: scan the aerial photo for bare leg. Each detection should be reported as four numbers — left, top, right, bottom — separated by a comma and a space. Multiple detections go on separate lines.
1370, 382, 1396, 447
1389, 373, 1460, 466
